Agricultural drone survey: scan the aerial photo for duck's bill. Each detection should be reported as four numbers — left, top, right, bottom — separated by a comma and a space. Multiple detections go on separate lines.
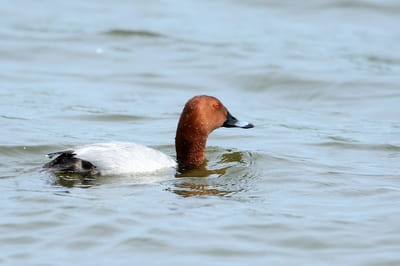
223, 111, 254, 129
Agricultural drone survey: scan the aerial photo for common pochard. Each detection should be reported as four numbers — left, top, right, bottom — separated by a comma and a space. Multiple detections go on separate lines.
43, 95, 253, 175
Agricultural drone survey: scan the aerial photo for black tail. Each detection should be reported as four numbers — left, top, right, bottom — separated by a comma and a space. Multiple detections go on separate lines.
43, 151, 99, 176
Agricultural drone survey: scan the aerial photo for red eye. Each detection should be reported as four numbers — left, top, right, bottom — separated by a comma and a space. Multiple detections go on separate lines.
213, 103, 220, 109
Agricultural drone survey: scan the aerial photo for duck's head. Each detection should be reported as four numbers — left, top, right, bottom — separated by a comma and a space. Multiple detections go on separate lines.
175, 95, 253, 170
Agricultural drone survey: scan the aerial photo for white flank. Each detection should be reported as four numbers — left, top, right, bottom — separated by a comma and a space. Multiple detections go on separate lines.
73, 142, 177, 175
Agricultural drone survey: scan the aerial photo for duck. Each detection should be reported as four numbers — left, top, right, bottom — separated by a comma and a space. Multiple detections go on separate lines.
43, 95, 254, 175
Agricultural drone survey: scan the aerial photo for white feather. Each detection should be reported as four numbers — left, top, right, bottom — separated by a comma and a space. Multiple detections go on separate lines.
72, 141, 177, 175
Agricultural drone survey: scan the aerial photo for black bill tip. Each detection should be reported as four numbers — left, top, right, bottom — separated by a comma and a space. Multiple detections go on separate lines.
223, 111, 254, 129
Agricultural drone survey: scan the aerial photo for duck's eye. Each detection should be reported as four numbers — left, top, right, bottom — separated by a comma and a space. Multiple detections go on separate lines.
213, 103, 220, 109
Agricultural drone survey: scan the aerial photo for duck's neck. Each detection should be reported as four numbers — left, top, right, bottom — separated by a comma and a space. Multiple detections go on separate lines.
175, 127, 207, 171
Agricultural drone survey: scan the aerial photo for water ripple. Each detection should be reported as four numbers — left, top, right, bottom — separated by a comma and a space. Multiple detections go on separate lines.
102, 29, 167, 39
313, 142, 400, 152
55, 114, 149, 122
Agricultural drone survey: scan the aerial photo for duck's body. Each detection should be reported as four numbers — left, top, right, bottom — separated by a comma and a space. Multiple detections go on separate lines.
43, 95, 253, 175
43, 142, 176, 176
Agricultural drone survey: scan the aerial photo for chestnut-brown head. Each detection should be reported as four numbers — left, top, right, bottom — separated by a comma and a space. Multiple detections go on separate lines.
175, 95, 253, 171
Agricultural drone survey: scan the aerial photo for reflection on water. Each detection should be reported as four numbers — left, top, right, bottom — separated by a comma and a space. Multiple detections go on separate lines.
172, 149, 252, 197
175, 164, 228, 178
172, 163, 230, 197
46, 170, 99, 188
169, 181, 231, 197
50, 171, 98, 188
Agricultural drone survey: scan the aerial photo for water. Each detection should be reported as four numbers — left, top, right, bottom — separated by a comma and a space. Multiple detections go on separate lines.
1, 0, 400, 265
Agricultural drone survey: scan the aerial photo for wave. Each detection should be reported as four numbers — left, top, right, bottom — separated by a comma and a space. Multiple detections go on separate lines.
313, 141, 400, 152
102, 29, 167, 39
55, 113, 149, 122
0, 144, 57, 156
